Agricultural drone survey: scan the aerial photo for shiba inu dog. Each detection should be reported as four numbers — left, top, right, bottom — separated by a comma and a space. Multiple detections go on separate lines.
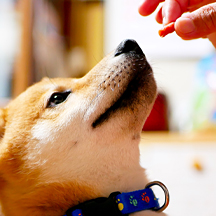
0, 39, 166, 216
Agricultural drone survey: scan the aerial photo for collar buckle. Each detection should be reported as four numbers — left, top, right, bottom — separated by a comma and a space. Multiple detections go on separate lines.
145, 181, 170, 212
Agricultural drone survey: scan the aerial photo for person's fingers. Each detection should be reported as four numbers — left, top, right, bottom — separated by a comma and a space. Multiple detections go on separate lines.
188, 0, 216, 12
155, 5, 163, 23
138, 0, 164, 16
207, 32, 216, 48
155, 0, 213, 24
162, 0, 188, 24
175, 3, 216, 40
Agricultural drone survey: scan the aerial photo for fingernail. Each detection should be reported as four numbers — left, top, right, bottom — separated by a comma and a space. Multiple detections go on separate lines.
177, 17, 196, 34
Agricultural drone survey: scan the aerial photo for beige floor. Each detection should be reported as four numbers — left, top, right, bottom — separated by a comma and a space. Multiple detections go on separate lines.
140, 132, 216, 216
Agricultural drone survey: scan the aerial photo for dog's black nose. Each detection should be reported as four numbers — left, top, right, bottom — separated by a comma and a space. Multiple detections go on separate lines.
114, 39, 144, 57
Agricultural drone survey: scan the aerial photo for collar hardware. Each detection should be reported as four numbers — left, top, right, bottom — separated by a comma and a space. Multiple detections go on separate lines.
145, 181, 170, 212
64, 181, 169, 216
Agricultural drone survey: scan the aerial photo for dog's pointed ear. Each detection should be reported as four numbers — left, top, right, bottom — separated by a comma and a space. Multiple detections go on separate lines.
0, 108, 6, 139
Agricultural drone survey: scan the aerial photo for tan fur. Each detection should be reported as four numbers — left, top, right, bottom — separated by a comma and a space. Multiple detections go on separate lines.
0, 40, 163, 216
1, 182, 98, 216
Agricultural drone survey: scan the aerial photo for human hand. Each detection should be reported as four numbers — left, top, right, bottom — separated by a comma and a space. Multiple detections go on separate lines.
139, 0, 216, 46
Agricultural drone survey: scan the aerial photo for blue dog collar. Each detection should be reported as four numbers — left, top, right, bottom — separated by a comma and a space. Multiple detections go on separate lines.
116, 187, 159, 214
64, 181, 169, 216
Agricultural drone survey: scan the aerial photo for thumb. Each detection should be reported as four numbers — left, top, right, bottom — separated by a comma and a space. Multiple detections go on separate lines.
175, 3, 216, 40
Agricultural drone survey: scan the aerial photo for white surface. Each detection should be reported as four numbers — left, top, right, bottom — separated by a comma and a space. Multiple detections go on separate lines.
139, 143, 216, 216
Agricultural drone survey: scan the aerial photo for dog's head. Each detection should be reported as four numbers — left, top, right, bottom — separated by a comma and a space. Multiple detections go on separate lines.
0, 40, 157, 215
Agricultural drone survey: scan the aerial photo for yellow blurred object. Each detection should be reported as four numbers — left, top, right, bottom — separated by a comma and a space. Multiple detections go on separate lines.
193, 158, 203, 172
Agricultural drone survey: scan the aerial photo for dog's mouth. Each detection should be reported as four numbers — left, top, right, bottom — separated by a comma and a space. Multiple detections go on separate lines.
92, 39, 155, 128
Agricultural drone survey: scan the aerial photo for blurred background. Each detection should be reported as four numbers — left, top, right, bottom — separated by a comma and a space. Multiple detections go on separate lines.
0, 0, 216, 215
0, 0, 216, 132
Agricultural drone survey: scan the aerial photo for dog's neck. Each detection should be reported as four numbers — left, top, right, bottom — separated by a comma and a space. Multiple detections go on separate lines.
0, 181, 99, 216
0, 135, 148, 216
0, 169, 146, 216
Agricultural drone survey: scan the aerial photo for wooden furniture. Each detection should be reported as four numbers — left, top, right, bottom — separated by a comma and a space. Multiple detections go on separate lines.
13, 0, 33, 98
13, 0, 104, 97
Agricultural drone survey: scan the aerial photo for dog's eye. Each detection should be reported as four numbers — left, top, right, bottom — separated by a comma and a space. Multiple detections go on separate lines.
47, 90, 71, 108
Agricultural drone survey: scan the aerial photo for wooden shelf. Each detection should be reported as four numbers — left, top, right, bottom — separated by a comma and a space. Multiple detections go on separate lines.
141, 131, 216, 144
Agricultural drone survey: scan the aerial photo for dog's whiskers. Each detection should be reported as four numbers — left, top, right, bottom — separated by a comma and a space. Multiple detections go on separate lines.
99, 80, 107, 88
82, 88, 105, 119
110, 86, 115, 91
